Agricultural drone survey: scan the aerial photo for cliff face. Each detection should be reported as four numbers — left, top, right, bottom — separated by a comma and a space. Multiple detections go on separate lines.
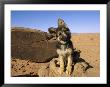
11, 27, 58, 63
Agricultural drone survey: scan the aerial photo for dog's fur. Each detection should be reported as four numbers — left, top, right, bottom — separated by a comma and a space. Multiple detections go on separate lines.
48, 18, 74, 75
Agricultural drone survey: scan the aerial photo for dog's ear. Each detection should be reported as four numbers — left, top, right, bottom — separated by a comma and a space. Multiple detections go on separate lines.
48, 27, 56, 34
58, 18, 67, 28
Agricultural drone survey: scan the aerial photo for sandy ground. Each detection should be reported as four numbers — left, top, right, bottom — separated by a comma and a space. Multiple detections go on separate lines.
11, 33, 100, 77
71, 33, 100, 76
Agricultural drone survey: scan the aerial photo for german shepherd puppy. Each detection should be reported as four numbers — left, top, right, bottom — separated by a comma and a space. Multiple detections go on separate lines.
48, 18, 74, 75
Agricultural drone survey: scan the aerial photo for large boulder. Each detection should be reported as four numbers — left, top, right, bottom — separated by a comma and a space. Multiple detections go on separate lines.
11, 27, 58, 63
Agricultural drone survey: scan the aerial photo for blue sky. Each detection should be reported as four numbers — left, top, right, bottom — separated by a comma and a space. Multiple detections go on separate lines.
11, 10, 100, 33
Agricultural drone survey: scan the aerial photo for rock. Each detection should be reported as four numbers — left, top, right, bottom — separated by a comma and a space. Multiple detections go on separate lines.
11, 58, 92, 77
11, 27, 58, 63
38, 66, 49, 77
73, 62, 88, 77
49, 58, 71, 77
49, 58, 60, 77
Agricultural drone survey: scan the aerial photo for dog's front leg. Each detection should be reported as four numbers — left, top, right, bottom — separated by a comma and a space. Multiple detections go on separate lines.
66, 55, 73, 75
59, 55, 64, 75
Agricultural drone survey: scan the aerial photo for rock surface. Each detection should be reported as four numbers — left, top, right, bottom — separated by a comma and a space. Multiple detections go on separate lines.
11, 57, 92, 77
11, 27, 58, 63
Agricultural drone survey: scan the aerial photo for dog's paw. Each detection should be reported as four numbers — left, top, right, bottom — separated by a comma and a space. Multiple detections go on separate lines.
66, 66, 72, 75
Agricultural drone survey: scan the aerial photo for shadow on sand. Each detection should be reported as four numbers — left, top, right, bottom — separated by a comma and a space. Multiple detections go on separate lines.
73, 49, 93, 71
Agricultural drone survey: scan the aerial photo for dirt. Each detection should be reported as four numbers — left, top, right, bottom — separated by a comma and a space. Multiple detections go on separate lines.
11, 33, 100, 77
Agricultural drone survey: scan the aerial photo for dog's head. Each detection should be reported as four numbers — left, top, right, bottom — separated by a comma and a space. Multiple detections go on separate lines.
57, 27, 71, 44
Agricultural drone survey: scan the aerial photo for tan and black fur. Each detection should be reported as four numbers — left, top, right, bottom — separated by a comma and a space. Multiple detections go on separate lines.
48, 18, 74, 75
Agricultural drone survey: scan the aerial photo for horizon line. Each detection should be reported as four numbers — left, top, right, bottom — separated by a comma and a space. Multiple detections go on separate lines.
11, 26, 100, 33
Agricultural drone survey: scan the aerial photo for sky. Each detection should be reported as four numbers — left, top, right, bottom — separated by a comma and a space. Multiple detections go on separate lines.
11, 10, 100, 33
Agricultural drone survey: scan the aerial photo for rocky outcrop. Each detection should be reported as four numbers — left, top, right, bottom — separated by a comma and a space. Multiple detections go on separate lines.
11, 57, 92, 77
11, 27, 58, 63
48, 58, 91, 77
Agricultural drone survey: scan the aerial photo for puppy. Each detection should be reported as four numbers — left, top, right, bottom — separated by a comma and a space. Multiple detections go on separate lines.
56, 19, 74, 75
48, 18, 74, 75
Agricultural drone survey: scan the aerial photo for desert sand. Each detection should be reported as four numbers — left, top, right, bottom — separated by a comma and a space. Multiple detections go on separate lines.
11, 33, 100, 77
